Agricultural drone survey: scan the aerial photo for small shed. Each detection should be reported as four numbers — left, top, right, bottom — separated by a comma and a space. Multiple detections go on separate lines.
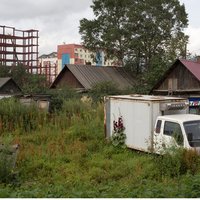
0, 77, 22, 98
19, 94, 51, 112
150, 59, 200, 114
50, 64, 135, 91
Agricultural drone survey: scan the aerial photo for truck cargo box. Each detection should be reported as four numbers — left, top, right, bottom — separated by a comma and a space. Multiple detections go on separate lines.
104, 94, 188, 152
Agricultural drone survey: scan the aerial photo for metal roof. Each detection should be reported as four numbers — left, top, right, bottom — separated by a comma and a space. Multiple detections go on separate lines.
0, 77, 12, 88
180, 59, 200, 81
158, 114, 200, 123
150, 59, 200, 94
51, 64, 135, 90
107, 94, 186, 101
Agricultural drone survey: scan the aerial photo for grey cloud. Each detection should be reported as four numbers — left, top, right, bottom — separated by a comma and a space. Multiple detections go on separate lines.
0, 0, 92, 20
0, 0, 93, 54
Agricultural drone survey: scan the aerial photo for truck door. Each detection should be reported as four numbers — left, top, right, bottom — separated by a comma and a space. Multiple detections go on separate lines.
154, 120, 184, 153
154, 119, 164, 153
162, 121, 184, 148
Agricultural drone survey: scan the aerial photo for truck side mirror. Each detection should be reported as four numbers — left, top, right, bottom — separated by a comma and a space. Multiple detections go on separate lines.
187, 133, 193, 141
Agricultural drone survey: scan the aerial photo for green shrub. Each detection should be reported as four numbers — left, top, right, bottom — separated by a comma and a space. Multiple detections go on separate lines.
181, 148, 200, 175
155, 147, 200, 178
88, 81, 122, 103
48, 87, 79, 112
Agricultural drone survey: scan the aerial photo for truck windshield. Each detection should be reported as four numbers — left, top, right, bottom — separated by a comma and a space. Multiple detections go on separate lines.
183, 120, 200, 147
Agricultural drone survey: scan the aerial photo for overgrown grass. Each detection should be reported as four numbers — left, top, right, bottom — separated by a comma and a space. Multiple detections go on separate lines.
0, 98, 200, 197
0, 98, 48, 134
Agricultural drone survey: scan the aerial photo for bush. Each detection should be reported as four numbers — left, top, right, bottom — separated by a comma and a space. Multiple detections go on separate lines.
180, 148, 200, 175
155, 147, 200, 178
48, 87, 79, 112
88, 81, 122, 103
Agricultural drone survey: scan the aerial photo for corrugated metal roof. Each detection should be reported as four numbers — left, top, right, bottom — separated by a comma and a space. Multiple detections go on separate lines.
52, 64, 135, 90
150, 59, 200, 94
0, 77, 11, 88
68, 64, 135, 89
180, 59, 200, 81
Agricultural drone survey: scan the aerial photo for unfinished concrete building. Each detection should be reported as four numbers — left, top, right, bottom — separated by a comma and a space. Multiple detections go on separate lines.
0, 25, 57, 84
0, 25, 39, 72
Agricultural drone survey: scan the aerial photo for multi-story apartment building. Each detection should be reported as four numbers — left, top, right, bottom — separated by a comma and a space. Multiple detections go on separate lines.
38, 44, 119, 83
57, 43, 116, 72
39, 52, 58, 66
38, 52, 58, 83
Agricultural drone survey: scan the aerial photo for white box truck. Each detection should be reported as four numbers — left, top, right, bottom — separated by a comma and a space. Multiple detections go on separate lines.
104, 94, 200, 154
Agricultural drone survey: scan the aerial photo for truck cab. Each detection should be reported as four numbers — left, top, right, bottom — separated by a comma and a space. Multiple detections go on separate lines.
154, 114, 200, 154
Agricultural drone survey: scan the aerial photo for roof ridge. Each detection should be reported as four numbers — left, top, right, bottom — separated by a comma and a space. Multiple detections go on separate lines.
51, 64, 134, 90
180, 58, 200, 65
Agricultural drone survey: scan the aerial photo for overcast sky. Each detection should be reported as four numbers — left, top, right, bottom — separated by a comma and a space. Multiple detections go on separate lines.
179, 0, 200, 55
0, 0, 199, 56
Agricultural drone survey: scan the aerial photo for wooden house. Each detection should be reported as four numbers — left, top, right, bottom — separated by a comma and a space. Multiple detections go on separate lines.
150, 59, 200, 114
50, 64, 135, 91
0, 77, 22, 99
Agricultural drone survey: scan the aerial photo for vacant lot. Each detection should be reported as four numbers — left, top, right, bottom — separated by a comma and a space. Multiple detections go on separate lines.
0, 98, 200, 198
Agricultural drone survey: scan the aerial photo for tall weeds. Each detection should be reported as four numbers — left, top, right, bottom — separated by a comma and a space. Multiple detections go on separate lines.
154, 147, 200, 178
1, 97, 200, 197
0, 98, 48, 134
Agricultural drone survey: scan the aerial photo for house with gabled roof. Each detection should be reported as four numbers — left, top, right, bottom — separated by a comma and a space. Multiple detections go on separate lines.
0, 77, 22, 98
50, 64, 135, 91
150, 59, 200, 114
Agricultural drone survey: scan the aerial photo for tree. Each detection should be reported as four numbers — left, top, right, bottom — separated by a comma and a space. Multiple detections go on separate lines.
79, 0, 188, 75
0, 64, 29, 87
22, 74, 47, 94
0, 64, 48, 94
80, 0, 132, 67
88, 81, 122, 102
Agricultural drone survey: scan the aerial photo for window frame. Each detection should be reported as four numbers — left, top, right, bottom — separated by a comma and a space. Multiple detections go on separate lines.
164, 121, 184, 146
155, 120, 162, 134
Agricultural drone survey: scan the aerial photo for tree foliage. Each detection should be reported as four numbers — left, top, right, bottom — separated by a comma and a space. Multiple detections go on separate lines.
79, 0, 188, 88
88, 81, 122, 102
0, 64, 48, 94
